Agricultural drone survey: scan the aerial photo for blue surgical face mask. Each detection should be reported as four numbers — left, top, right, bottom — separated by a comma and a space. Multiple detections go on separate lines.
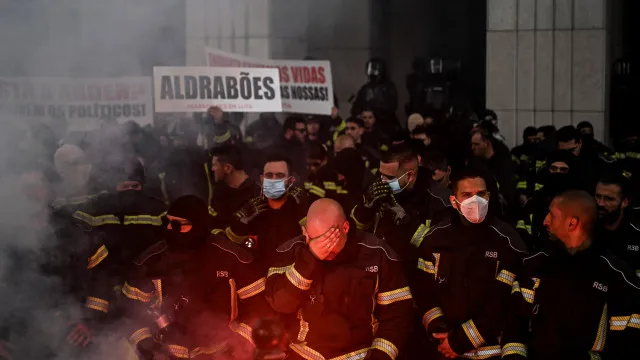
384, 172, 409, 194
263, 178, 288, 199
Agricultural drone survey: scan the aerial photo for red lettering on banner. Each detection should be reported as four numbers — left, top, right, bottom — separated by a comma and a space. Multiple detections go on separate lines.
318, 67, 326, 84
291, 66, 326, 84
279, 66, 290, 83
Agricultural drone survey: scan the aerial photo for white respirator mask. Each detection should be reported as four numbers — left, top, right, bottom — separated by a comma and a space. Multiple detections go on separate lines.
455, 195, 489, 224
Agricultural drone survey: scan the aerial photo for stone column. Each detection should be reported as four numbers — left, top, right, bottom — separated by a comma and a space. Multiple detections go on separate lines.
486, 0, 608, 147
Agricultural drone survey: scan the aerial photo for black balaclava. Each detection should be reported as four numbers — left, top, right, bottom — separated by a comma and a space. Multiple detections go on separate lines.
333, 148, 366, 192
165, 195, 210, 249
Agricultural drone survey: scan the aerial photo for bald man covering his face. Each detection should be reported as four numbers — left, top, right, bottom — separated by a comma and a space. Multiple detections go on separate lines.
265, 198, 414, 360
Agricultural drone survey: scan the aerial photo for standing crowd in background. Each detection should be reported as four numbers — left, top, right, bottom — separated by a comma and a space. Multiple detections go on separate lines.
1, 57, 639, 360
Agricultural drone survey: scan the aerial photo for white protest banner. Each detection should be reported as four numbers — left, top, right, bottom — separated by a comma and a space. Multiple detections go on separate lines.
205, 47, 333, 115
153, 67, 282, 113
0, 77, 153, 126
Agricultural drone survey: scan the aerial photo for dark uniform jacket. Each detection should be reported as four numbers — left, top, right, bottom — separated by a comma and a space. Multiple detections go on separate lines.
413, 215, 527, 359
210, 177, 261, 229
121, 233, 270, 359
265, 230, 413, 360
75, 190, 167, 321
502, 245, 640, 360
595, 215, 640, 280
352, 167, 452, 264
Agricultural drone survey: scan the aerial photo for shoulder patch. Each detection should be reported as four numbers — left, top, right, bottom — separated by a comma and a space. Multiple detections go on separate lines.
210, 234, 254, 264
277, 235, 306, 253
356, 231, 401, 261
134, 241, 169, 266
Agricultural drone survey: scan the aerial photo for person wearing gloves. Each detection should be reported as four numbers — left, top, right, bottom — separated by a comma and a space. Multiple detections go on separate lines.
412, 167, 527, 360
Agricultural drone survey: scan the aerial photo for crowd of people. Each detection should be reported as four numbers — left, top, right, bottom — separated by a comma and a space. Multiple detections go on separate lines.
1, 60, 640, 360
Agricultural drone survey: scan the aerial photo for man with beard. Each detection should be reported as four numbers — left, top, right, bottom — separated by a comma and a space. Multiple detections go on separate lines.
502, 190, 640, 359
121, 196, 269, 359
594, 175, 640, 277
413, 168, 526, 360
209, 145, 260, 229
223, 154, 311, 270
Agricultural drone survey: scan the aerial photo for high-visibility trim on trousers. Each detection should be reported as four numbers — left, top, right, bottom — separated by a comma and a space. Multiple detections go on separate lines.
461, 345, 501, 359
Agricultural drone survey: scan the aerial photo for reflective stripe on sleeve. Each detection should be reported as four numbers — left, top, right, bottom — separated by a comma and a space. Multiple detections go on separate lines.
229, 321, 254, 344
417, 258, 435, 274
501, 342, 527, 357
461, 345, 501, 359
237, 277, 266, 299
191, 343, 228, 358
128, 327, 152, 347
87, 245, 108, 269
496, 269, 516, 287
422, 307, 444, 329
592, 303, 608, 351
167, 344, 190, 359
376, 286, 412, 305
85, 296, 109, 313
610, 314, 640, 330
123, 214, 164, 226
267, 266, 289, 277
309, 185, 326, 198
73, 211, 120, 226
461, 319, 485, 349
511, 281, 521, 294
297, 309, 310, 342
520, 288, 535, 304
286, 264, 313, 290
410, 220, 432, 248
122, 282, 155, 303
371, 338, 399, 360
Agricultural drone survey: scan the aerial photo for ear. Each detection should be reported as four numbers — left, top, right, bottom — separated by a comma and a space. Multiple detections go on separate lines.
449, 195, 457, 208
289, 176, 296, 186
446, 166, 452, 175
621, 198, 630, 210
260, 175, 264, 183
342, 220, 350, 234
568, 216, 580, 231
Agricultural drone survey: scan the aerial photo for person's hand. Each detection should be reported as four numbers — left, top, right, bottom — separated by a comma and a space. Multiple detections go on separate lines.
363, 179, 392, 209
66, 322, 92, 347
235, 197, 269, 224
433, 333, 458, 359
0, 340, 14, 360
307, 226, 341, 260
331, 106, 339, 119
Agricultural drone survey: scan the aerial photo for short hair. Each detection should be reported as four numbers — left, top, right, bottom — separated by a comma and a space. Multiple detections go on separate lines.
264, 153, 293, 173
556, 125, 581, 143
597, 174, 630, 199
346, 117, 365, 128
283, 116, 305, 131
210, 144, 244, 171
307, 143, 328, 161
471, 129, 492, 143
523, 126, 538, 139
555, 190, 598, 234
380, 144, 418, 167
411, 125, 433, 137
577, 121, 593, 131
450, 167, 488, 194
426, 152, 449, 171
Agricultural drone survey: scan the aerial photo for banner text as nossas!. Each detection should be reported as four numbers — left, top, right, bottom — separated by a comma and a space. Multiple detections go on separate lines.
153, 67, 282, 113
205, 47, 334, 115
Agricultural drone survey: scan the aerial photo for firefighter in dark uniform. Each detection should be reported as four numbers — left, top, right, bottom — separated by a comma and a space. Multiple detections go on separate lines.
121, 196, 269, 359
413, 168, 527, 360
223, 154, 311, 271
594, 175, 640, 277
351, 145, 451, 263
265, 199, 414, 360
502, 190, 640, 359
75, 158, 167, 337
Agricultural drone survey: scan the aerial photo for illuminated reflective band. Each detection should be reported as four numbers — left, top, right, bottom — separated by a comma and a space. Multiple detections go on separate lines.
73, 211, 120, 226
377, 287, 412, 305
516, 220, 532, 235
191, 343, 228, 358
297, 309, 310, 341
210, 228, 224, 235
225, 227, 248, 245
309, 185, 326, 198
627, 152, 640, 159
167, 344, 189, 359
417, 258, 435, 274
516, 181, 527, 190
85, 296, 109, 313
520, 288, 535, 304
610, 314, 640, 330
350, 206, 372, 230
496, 270, 516, 287
380, 144, 389, 152
535, 160, 546, 169
372, 338, 399, 360
592, 303, 608, 352
534, 183, 544, 191
87, 245, 108, 269
461, 320, 485, 349
289, 343, 370, 360
286, 264, 313, 290
208, 206, 218, 217
215, 130, 232, 144
229, 321, 253, 344
433, 253, 441, 278
324, 182, 337, 190
422, 307, 444, 329
511, 281, 521, 295
299, 217, 308, 227
268, 266, 289, 277
636, 270, 640, 278
229, 279, 238, 321
304, 182, 313, 190
336, 187, 349, 195
461, 345, 501, 359
122, 282, 155, 303
589, 351, 602, 360
237, 277, 266, 299
410, 220, 432, 248
152, 279, 163, 306
123, 213, 165, 226
128, 327, 152, 346
501, 343, 527, 357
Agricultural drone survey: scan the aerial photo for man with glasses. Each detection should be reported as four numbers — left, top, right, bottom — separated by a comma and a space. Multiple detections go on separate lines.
413, 168, 526, 360
266, 198, 413, 360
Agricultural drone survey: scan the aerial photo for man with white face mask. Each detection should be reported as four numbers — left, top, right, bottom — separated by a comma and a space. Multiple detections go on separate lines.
412, 168, 527, 360
223, 153, 311, 272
